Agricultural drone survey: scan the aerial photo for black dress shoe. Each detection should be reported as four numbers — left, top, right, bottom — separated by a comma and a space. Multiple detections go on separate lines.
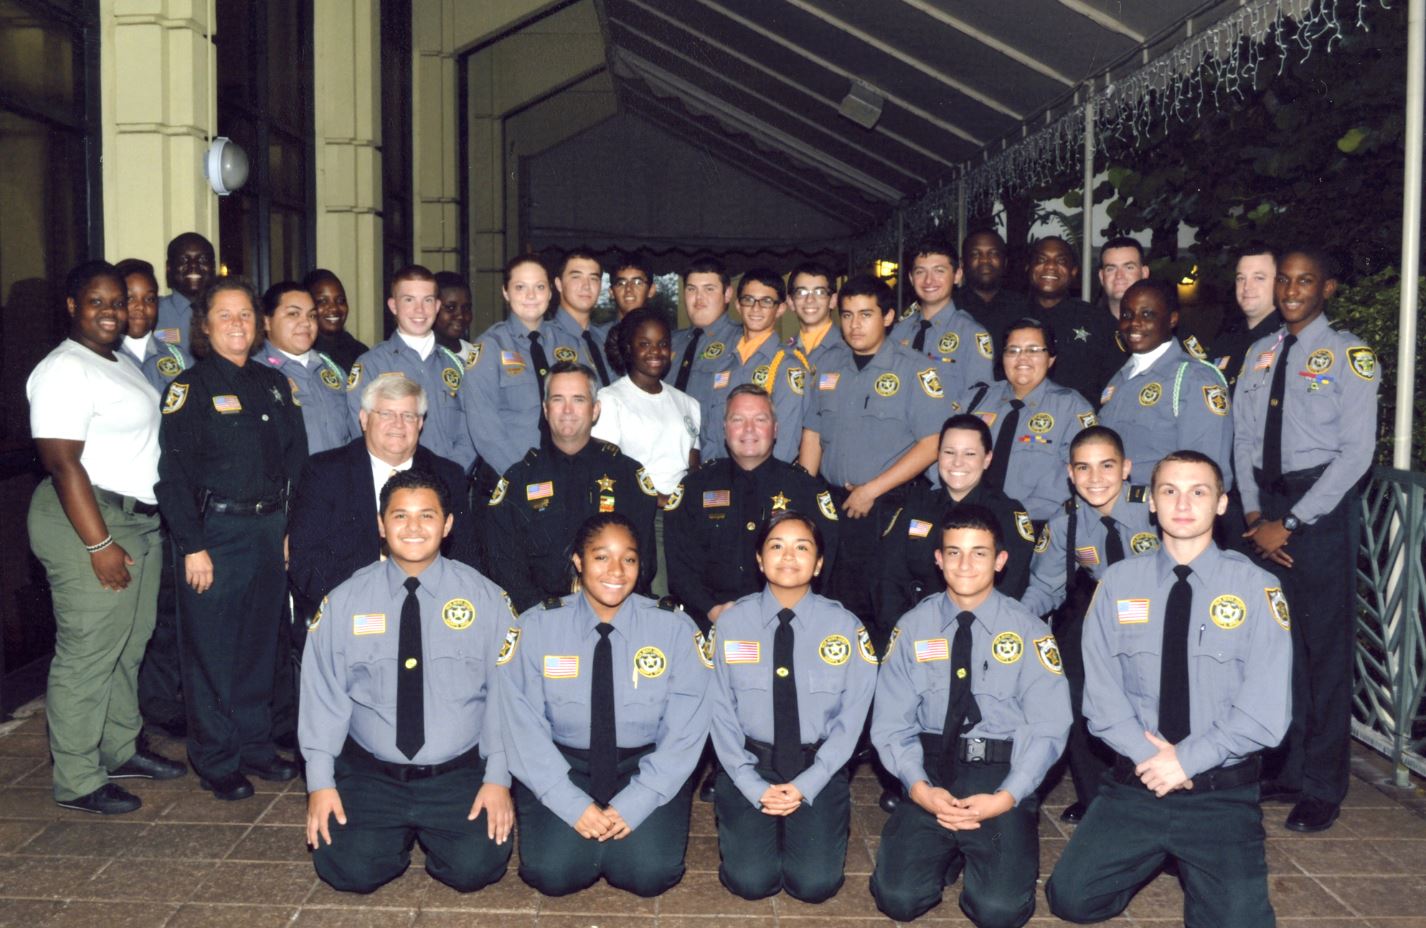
1059, 801, 1087, 824
200, 772, 255, 801
879, 787, 901, 814
56, 783, 142, 815
109, 748, 187, 780
1259, 780, 1302, 803
1286, 797, 1339, 833
240, 756, 299, 782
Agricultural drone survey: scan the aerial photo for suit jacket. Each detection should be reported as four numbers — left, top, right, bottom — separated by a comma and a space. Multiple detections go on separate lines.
288, 438, 478, 618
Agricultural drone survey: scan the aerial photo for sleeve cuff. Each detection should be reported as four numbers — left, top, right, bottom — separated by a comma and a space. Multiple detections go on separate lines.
792, 764, 831, 805
610, 780, 660, 832
546, 781, 595, 829
997, 770, 1034, 806
1174, 736, 1221, 780
303, 753, 336, 792
481, 752, 511, 788
900, 764, 930, 795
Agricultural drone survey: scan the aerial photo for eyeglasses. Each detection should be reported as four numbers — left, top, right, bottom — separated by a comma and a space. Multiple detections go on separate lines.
1002, 345, 1050, 357
612, 276, 649, 288
790, 287, 831, 299
737, 295, 780, 309
373, 409, 421, 424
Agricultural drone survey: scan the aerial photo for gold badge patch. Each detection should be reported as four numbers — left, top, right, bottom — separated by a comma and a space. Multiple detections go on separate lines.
1210, 594, 1247, 630
917, 367, 944, 399
1306, 348, 1335, 375
320, 367, 342, 390
497, 626, 520, 665
819, 634, 851, 666
464, 344, 482, 369
1028, 412, 1054, 434
702, 341, 725, 360
751, 365, 771, 389
695, 630, 715, 669
937, 332, 959, 354
441, 366, 461, 393
1184, 335, 1207, 360
554, 346, 577, 363
1203, 384, 1229, 416
346, 362, 362, 390
634, 645, 667, 679
442, 598, 475, 630
157, 355, 183, 378
856, 626, 879, 664
817, 490, 838, 521
770, 491, 790, 512
488, 477, 508, 506
1347, 346, 1377, 380
665, 484, 685, 511
1015, 511, 1034, 542
992, 631, 1023, 664
1139, 382, 1162, 406
637, 468, 658, 496
162, 382, 189, 414
787, 367, 806, 395
1034, 635, 1064, 674
1077, 411, 1098, 428
874, 373, 900, 397
1034, 524, 1051, 553
976, 332, 993, 359
1129, 531, 1160, 554
1266, 587, 1290, 630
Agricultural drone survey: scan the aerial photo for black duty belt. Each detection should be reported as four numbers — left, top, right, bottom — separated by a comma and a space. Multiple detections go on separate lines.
919, 732, 1015, 765
1253, 463, 1329, 497
744, 737, 825, 777
93, 487, 160, 517
558, 742, 654, 768
204, 494, 286, 516
340, 736, 481, 782
1112, 753, 1261, 793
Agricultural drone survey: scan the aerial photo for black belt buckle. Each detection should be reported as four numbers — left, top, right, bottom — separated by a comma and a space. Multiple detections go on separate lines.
963, 737, 988, 763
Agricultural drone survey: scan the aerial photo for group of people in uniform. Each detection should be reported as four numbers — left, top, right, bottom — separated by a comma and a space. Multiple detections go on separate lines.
26, 227, 1380, 927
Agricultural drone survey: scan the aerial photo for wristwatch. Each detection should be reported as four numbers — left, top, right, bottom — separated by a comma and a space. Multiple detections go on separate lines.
1282, 512, 1301, 532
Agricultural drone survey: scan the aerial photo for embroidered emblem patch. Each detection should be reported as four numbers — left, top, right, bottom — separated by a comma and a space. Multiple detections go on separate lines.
1210, 594, 1247, 630
751, 365, 771, 389
1138, 382, 1162, 406
991, 631, 1023, 664
353, 613, 387, 636
819, 634, 851, 666
212, 394, 242, 414
1034, 525, 1051, 554
917, 368, 944, 399
497, 627, 520, 665
1347, 346, 1377, 380
701, 341, 725, 360
1130, 531, 1160, 554
637, 468, 658, 496
908, 518, 932, 538
976, 332, 993, 359
1035, 635, 1063, 674
442, 598, 475, 630
320, 367, 342, 390
162, 382, 189, 414
695, 630, 715, 669
817, 490, 838, 521
346, 362, 363, 390
937, 332, 959, 354
1014, 511, 1034, 542
1203, 384, 1229, 416
874, 373, 900, 397
1266, 588, 1290, 630
1078, 411, 1098, 428
554, 346, 577, 363
1306, 348, 1335, 375
157, 356, 183, 378
634, 646, 667, 679
1028, 412, 1054, 434
856, 626, 879, 664
488, 478, 508, 506
787, 367, 806, 395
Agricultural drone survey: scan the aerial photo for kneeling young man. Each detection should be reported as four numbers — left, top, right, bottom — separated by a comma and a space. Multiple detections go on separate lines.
1046, 451, 1291, 927
301, 470, 515, 893
870, 505, 1070, 926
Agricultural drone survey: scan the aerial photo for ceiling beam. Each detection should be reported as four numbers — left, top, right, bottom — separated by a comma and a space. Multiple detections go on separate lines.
780, 0, 1022, 120
617, 49, 905, 202
618, 0, 956, 170
687, 0, 983, 146
895, 0, 1075, 86
1050, 0, 1145, 42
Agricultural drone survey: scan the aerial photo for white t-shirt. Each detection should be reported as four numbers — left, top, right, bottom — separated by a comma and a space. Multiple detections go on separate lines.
27, 339, 163, 503
592, 376, 700, 493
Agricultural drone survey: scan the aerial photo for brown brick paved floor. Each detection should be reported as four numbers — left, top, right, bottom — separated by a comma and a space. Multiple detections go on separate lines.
2, 701, 1423, 926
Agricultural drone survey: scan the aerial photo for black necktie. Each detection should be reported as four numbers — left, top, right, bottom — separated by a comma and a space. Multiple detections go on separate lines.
1159, 565, 1193, 744
396, 576, 425, 759
772, 608, 801, 782
590, 623, 618, 805
528, 329, 551, 400
1101, 515, 1125, 565
1262, 334, 1297, 486
674, 327, 703, 390
940, 610, 982, 787
912, 318, 932, 352
583, 331, 611, 386
983, 399, 1024, 490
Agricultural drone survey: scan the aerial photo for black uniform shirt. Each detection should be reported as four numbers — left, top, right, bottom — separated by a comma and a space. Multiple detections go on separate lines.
314, 329, 370, 375
1019, 296, 1119, 402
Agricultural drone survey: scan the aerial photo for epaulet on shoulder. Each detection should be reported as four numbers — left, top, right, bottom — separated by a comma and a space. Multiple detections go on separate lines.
541, 597, 563, 610
1125, 484, 1149, 503
657, 596, 681, 612
790, 460, 811, 476
1064, 496, 1079, 514
523, 447, 541, 464
597, 439, 620, 455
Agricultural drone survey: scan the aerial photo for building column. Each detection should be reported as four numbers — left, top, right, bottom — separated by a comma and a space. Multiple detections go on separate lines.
101, 0, 217, 268
412, 0, 461, 277
313, 0, 384, 346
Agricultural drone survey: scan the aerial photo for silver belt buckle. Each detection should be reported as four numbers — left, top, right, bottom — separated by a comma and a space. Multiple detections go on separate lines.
964, 737, 987, 763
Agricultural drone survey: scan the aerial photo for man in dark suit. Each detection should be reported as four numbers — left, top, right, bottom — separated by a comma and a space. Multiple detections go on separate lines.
288, 375, 478, 625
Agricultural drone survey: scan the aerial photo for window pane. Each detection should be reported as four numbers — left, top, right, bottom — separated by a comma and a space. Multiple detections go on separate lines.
0, 0, 77, 121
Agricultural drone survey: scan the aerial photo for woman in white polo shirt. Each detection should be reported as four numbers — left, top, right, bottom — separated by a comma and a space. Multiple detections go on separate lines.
27, 260, 186, 816
592, 307, 701, 595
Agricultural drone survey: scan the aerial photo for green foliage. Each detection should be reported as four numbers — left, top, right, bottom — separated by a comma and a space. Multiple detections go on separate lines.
1330, 268, 1426, 470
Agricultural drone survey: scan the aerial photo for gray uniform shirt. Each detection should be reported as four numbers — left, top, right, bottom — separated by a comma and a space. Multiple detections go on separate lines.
890, 301, 994, 397
698, 334, 810, 463
1099, 340, 1234, 491
806, 340, 950, 487
346, 336, 476, 470
709, 588, 877, 807
796, 322, 847, 375
963, 378, 1096, 521
1082, 544, 1293, 778
255, 345, 355, 455
1021, 487, 1159, 617
299, 555, 515, 792
871, 590, 1071, 804
120, 336, 191, 394
549, 307, 610, 385
499, 592, 711, 831
155, 291, 193, 352
667, 313, 743, 411
1231, 313, 1380, 522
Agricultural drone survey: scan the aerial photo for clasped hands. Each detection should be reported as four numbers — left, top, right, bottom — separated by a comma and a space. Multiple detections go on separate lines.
1135, 731, 1194, 797
909, 781, 1015, 830
575, 802, 632, 841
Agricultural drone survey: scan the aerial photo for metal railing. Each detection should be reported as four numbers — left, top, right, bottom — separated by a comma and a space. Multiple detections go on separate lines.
1353, 466, 1426, 785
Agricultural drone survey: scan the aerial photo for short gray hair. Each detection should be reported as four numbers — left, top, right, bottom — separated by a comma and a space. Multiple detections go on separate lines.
360, 374, 428, 416
543, 361, 598, 403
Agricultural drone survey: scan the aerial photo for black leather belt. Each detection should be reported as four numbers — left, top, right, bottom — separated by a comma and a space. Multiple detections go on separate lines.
744, 737, 825, 776
93, 487, 160, 517
919, 732, 1015, 765
1112, 753, 1261, 793
1253, 463, 1329, 497
340, 736, 481, 782
205, 494, 285, 516
558, 743, 655, 765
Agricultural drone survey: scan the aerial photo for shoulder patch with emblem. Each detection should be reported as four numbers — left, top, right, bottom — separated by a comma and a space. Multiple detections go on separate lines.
1126, 485, 1149, 503
786, 366, 806, 396
856, 626, 879, 664
937, 332, 959, 355
307, 596, 328, 632
991, 631, 1023, 664
816, 490, 839, 521
502, 592, 519, 621
1266, 587, 1290, 630
1034, 635, 1063, 674
464, 344, 482, 369
1347, 345, 1377, 380
1202, 384, 1229, 416
1034, 524, 1051, 553
488, 477, 508, 507
917, 367, 943, 399
541, 597, 564, 610
664, 484, 685, 511
1015, 511, 1034, 542
899, 304, 917, 321
636, 468, 658, 496
1183, 335, 1207, 360
161, 381, 189, 414
874, 372, 900, 397
1210, 594, 1247, 630
819, 634, 851, 666
695, 629, 715, 669
1138, 382, 1162, 406
442, 598, 475, 630
634, 646, 667, 678
975, 332, 993, 359
346, 361, 363, 390
1129, 531, 1160, 554
496, 626, 520, 665
1077, 411, 1098, 429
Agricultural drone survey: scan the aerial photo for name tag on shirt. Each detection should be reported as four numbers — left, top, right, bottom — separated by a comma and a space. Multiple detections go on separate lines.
1117, 599, 1150, 624
723, 640, 760, 664
914, 638, 949, 662
353, 613, 387, 635
212, 395, 242, 414
544, 655, 579, 679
